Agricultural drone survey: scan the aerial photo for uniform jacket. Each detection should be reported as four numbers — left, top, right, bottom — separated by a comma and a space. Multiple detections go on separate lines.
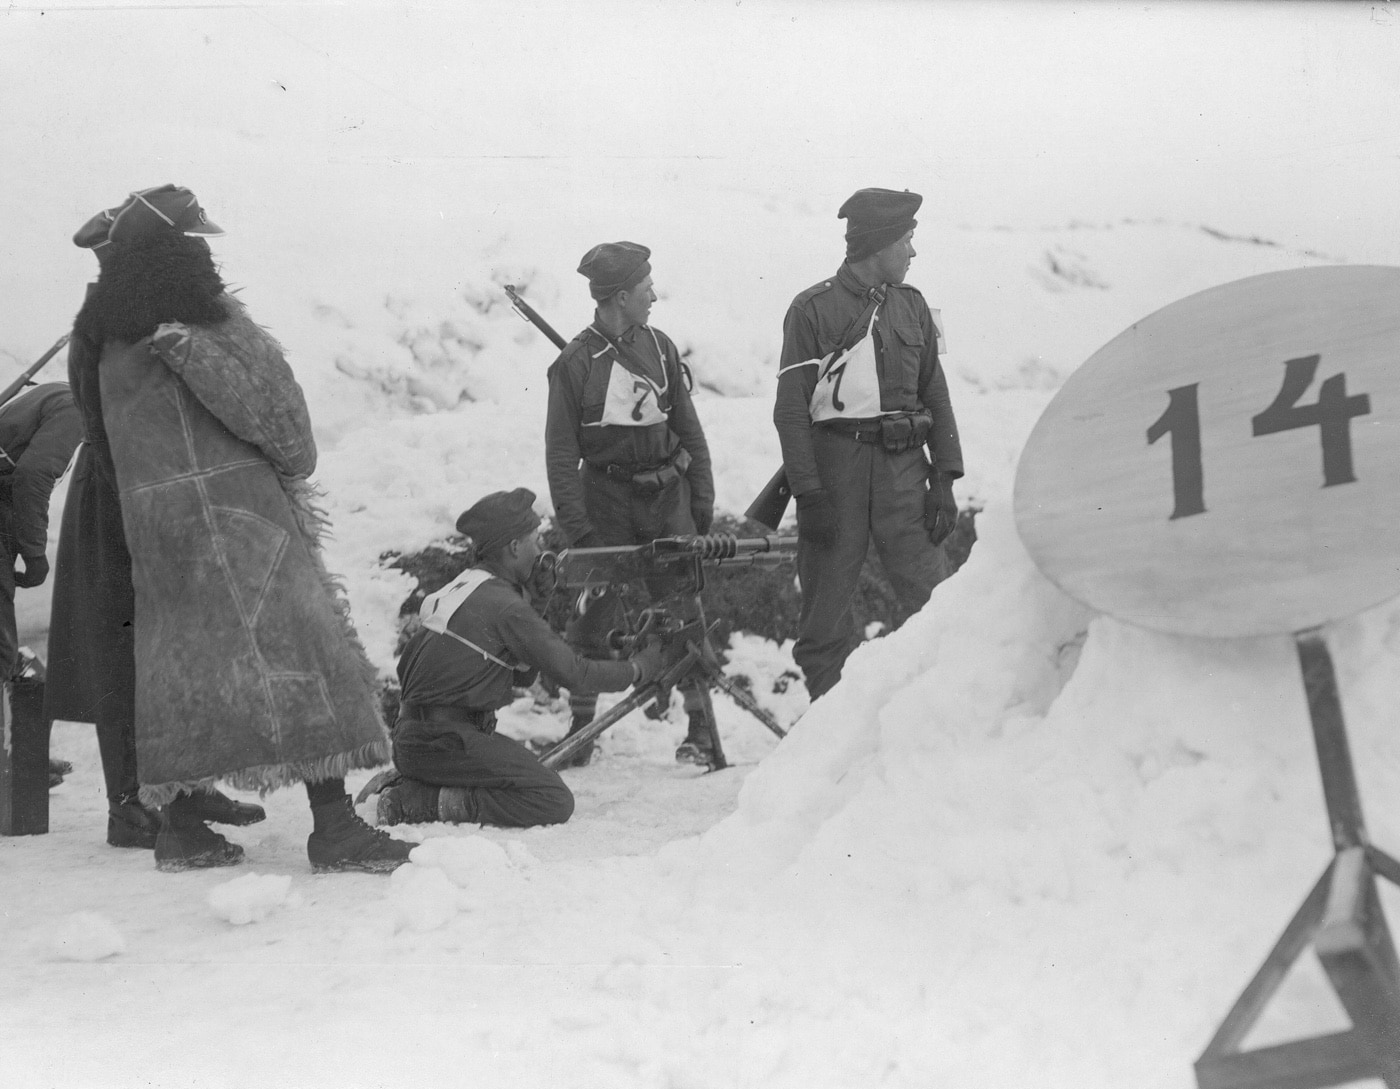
773, 263, 962, 497
0, 383, 81, 560
397, 558, 634, 712
545, 320, 714, 545
95, 296, 390, 804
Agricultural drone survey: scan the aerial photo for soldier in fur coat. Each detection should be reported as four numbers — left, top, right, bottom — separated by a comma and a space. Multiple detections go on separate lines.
50, 185, 412, 872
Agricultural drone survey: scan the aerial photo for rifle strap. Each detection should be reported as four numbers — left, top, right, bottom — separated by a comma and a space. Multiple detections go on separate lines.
778, 284, 886, 379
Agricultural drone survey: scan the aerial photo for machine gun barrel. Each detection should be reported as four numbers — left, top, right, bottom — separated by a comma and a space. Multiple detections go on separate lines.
556, 533, 797, 592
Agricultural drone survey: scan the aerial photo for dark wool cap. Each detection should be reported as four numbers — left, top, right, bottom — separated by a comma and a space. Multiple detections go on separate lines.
839, 188, 921, 262
578, 241, 652, 301
455, 488, 542, 556
74, 184, 224, 251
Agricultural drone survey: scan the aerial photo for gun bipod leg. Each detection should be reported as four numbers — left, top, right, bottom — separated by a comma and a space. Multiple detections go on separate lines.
700, 665, 787, 739
690, 682, 727, 772
540, 685, 656, 770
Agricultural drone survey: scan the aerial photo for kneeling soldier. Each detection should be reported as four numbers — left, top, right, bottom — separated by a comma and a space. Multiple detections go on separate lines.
380, 488, 664, 828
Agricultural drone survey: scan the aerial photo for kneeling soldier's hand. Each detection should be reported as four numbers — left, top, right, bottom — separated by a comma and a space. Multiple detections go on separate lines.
796, 489, 838, 550
924, 474, 958, 547
630, 639, 667, 687
14, 552, 48, 589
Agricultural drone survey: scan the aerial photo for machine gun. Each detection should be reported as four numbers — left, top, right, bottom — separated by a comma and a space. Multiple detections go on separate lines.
537, 533, 798, 772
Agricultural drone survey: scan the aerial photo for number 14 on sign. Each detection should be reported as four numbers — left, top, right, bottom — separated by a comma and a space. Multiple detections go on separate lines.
1146, 354, 1371, 520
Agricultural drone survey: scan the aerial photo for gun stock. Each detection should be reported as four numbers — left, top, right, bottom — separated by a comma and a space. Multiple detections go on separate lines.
744, 467, 792, 532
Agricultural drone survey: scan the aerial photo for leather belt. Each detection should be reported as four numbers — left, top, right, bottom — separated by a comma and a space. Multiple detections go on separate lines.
403, 703, 496, 730
817, 418, 884, 444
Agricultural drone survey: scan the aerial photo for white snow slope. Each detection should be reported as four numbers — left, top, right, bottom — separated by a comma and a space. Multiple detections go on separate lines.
4, 3, 1400, 1088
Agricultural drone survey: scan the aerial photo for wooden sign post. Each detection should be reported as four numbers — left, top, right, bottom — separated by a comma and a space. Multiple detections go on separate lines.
1014, 266, 1400, 1088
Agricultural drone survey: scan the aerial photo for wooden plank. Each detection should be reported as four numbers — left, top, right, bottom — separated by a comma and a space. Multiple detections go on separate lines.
1014, 265, 1400, 638
1295, 633, 1368, 851
1368, 847, 1400, 890
1195, 1031, 1373, 1089
0, 678, 50, 836
1318, 878, 1400, 1088
1200, 861, 1334, 1058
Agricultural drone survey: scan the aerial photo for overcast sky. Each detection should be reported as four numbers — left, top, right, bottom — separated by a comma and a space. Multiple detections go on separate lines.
4, 0, 1398, 350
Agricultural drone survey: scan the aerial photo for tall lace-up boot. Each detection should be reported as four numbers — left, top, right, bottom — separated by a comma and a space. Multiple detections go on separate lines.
155, 792, 245, 871
307, 796, 413, 873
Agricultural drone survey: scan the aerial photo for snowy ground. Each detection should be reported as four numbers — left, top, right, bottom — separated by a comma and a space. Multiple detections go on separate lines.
5, 2, 1400, 1087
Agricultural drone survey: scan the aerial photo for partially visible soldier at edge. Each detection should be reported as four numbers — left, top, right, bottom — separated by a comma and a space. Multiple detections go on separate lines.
0, 381, 82, 787
378, 489, 666, 827
544, 242, 717, 766
773, 187, 963, 702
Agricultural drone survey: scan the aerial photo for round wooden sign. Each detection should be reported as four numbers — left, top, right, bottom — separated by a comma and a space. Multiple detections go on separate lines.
1014, 265, 1400, 638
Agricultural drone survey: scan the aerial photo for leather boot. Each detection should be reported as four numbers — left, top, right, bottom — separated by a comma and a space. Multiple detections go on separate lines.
307, 796, 413, 873
186, 787, 266, 826
553, 714, 596, 769
155, 793, 245, 871
376, 778, 440, 826
107, 793, 163, 849
437, 786, 476, 824
674, 711, 717, 767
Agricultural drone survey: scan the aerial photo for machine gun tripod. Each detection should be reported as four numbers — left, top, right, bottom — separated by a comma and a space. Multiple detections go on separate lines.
538, 533, 797, 772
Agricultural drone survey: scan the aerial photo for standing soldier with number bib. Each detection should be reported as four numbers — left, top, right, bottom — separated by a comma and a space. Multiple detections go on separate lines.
545, 242, 716, 766
773, 188, 963, 702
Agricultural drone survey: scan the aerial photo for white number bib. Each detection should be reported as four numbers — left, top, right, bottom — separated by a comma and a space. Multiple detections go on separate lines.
596, 360, 668, 427
809, 308, 885, 423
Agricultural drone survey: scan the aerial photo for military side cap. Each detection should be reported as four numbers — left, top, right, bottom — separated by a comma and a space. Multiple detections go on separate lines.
455, 487, 542, 556
75, 184, 225, 251
838, 187, 921, 261
578, 241, 652, 301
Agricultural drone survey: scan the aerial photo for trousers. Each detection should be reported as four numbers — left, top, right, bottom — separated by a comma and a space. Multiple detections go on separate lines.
392, 716, 574, 827
795, 429, 949, 700
566, 465, 703, 721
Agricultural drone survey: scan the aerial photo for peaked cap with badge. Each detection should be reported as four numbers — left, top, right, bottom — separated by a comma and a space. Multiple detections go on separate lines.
73, 184, 225, 252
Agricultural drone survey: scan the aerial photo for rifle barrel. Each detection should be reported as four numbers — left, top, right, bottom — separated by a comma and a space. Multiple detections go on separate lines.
0, 333, 69, 410
504, 285, 568, 351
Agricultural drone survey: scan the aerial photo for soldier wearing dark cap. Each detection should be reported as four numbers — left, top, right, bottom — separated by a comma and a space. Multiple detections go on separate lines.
544, 242, 717, 765
380, 489, 666, 827
773, 187, 963, 700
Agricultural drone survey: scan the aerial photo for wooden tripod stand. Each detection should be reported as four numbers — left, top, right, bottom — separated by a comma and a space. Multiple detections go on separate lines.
1195, 628, 1400, 1089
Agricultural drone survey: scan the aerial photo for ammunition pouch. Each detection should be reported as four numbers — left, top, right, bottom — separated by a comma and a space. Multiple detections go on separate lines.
600, 447, 693, 494
879, 410, 933, 453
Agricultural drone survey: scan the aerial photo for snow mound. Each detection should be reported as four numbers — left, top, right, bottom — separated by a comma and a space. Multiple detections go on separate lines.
206, 872, 297, 926
390, 835, 536, 932
48, 912, 125, 961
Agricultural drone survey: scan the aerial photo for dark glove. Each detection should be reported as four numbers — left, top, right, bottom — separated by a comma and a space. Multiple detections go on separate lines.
796, 489, 839, 550
14, 552, 48, 589
630, 639, 666, 687
691, 503, 714, 536
923, 474, 958, 547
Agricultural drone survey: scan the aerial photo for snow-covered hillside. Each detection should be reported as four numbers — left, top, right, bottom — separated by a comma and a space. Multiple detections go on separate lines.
5, 3, 1400, 1088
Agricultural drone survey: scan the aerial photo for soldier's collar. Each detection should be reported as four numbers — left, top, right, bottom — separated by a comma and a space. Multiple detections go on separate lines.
587, 319, 641, 352
836, 262, 885, 300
